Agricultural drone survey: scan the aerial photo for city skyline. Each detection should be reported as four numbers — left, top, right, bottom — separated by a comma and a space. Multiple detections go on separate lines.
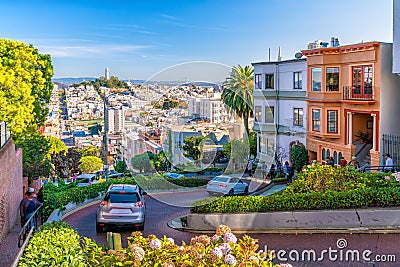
0, 0, 393, 80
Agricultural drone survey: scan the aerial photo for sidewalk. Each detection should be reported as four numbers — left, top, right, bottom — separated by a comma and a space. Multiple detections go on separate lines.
0, 223, 22, 267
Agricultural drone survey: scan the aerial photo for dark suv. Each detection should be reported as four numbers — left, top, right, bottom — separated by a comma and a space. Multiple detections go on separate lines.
96, 184, 145, 233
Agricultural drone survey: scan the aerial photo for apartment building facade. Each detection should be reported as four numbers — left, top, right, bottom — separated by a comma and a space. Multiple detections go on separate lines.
303, 42, 400, 167
252, 58, 307, 163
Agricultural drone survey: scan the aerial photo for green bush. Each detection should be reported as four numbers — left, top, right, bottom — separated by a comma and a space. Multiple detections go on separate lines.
18, 222, 102, 267
191, 168, 400, 213
191, 187, 400, 213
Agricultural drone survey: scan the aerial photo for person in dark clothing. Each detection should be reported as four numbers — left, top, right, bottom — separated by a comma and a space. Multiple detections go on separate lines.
268, 164, 276, 179
20, 188, 42, 228
327, 157, 335, 167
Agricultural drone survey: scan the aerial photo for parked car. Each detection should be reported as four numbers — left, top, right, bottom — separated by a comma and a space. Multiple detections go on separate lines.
75, 174, 97, 187
206, 175, 249, 196
165, 172, 184, 179
96, 184, 146, 233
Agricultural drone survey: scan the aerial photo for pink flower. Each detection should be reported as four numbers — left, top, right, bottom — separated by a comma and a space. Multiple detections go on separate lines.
167, 237, 175, 244
218, 243, 231, 255
385, 176, 391, 180
279, 264, 293, 267
149, 238, 162, 250
223, 233, 237, 243
212, 234, 221, 243
224, 254, 237, 265
211, 247, 223, 259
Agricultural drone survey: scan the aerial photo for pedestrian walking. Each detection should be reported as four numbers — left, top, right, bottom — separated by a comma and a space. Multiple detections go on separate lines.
384, 153, 394, 172
283, 161, 290, 183
261, 162, 267, 180
19, 188, 42, 229
349, 156, 360, 170
327, 157, 335, 167
247, 160, 253, 177
340, 156, 347, 167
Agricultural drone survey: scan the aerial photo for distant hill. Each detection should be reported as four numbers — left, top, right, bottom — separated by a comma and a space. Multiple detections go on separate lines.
52, 77, 96, 85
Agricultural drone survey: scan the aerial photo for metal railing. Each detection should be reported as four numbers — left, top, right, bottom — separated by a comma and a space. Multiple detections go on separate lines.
343, 86, 374, 101
18, 204, 44, 248
0, 121, 11, 149
360, 165, 400, 173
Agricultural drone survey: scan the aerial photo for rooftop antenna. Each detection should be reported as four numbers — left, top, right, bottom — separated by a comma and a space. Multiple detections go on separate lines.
268, 48, 271, 62
278, 46, 282, 61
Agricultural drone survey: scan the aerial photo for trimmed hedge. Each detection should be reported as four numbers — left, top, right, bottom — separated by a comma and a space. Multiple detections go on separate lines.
191, 166, 400, 213
191, 187, 400, 213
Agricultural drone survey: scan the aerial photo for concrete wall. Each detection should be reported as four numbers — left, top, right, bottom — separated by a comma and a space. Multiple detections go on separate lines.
0, 140, 24, 241
380, 43, 400, 137
394, 0, 400, 73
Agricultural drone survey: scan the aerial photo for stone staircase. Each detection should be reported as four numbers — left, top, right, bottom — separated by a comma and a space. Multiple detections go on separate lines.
354, 142, 372, 169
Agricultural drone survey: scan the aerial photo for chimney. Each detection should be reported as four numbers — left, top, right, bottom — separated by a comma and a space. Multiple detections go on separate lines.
331, 37, 335, 47
334, 38, 340, 47
278, 46, 282, 61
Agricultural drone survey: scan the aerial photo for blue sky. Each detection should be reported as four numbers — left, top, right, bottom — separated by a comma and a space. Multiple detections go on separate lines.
0, 0, 392, 80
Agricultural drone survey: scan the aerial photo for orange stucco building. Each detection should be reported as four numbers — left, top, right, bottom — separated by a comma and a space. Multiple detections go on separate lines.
303, 42, 400, 167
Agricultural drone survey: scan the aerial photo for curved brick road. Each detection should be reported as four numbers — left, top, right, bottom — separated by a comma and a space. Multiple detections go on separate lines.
64, 192, 400, 267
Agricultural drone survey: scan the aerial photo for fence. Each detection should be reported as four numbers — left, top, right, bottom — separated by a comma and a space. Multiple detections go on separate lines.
382, 134, 400, 166
17, 205, 44, 248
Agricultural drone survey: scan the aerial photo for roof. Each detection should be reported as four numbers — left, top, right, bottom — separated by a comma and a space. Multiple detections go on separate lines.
252, 58, 306, 66
301, 41, 381, 56
108, 184, 139, 193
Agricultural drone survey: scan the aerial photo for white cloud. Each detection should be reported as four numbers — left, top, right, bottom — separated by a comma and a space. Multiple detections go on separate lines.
38, 44, 150, 58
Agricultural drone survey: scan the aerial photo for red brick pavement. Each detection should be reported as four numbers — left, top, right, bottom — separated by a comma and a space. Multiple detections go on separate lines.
0, 223, 22, 267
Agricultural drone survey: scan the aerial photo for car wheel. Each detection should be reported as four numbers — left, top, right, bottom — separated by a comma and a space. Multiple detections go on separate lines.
244, 186, 249, 195
228, 189, 234, 196
96, 223, 104, 233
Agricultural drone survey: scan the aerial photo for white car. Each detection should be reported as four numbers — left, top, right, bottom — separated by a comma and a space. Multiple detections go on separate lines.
206, 175, 249, 196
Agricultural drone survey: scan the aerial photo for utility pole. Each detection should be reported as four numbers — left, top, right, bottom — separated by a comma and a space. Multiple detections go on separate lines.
104, 89, 109, 183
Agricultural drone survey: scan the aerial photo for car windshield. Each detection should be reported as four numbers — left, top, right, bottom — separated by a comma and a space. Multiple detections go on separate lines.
213, 177, 229, 183
105, 192, 140, 203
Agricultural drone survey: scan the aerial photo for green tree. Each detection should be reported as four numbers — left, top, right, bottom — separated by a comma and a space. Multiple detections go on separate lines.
0, 39, 53, 139
46, 137, 67, 157
221, 65, 254, 138
150, 151, 171, 171
79, 156, 103, 173
114, 160, 127, 173
223, 139, 250, 169
81, 146, 100, 157
249, 131, 257, 158
131, 153, 154, 173
18, 132, 51, 183
290, 145, 309, 172
182, 136, 205, 160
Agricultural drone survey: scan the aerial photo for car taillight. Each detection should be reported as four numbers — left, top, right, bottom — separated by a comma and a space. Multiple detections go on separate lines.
207, 182, 211, 185
219, 184, 227, 187
100, 201, 108, 206
134, 201, 143, 207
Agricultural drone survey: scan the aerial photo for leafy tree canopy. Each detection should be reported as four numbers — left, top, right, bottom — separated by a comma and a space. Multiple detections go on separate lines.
81, 146, 100, 157
18, 132, 51, 182
79, 156, 103, 174
73, 76, 129, 90
290, 145, 309, 172
114, 160, 127, 173
182, 136, 205, 161
131, 153, 154, 173
0, 39, 53, 140
223, 139, 250, 166
46, 137, 67, 157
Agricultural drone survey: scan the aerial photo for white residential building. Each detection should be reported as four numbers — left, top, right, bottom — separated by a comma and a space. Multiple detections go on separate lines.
252, 58, 307, 164
394, 0, 400, 74
107, 107, 125, 133
188, 93, 231, 123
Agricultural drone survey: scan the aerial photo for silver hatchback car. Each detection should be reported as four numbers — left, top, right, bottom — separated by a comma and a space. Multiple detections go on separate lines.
96, 184, 145, 233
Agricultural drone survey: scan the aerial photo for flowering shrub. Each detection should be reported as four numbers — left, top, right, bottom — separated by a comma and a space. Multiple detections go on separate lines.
20, 223, 290, 266
99, 225, 286, 266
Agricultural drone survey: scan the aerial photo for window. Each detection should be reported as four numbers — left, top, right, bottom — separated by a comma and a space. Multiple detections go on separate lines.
326, 67, 339, 91
352, 65, 373, 96
312, 109, 321, 131
255, 106, 262, 122
312, 68, 322, 91
322, 148, 326, 160
293, 108, 303, 126
265, 106, 274, 123
265, 74, 274, 89
258, 135, 266, 153
267, 138, 275, 155
255, 74, 262, 89
294, 72, 302, 89
327, 110, 338, 133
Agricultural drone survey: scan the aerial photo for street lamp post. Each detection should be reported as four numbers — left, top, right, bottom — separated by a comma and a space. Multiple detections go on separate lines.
103, 91, 109, 182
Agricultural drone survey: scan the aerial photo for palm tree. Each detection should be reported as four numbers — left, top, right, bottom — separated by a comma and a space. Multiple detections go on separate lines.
221, 65, 254, 138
